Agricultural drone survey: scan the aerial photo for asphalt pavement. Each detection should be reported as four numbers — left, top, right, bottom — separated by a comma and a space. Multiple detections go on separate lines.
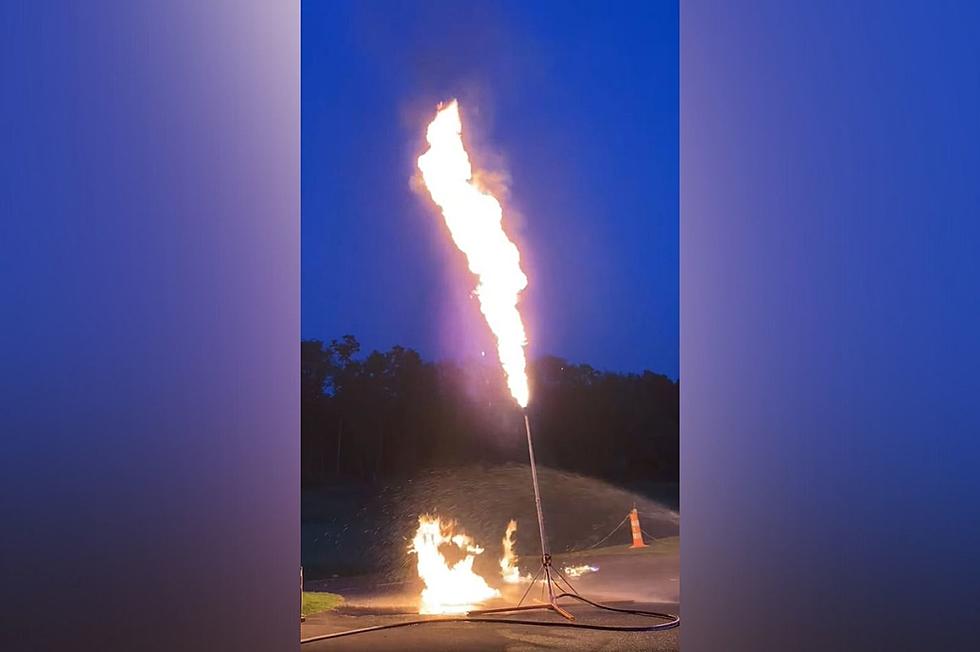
301, 542, 679, 651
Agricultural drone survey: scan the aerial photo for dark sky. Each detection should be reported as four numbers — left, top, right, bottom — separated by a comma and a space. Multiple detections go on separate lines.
302, 1, 678, 378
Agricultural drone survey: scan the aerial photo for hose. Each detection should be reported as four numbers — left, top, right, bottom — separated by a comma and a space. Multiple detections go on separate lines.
299, 592, 679, 644
301, 509, 678, 644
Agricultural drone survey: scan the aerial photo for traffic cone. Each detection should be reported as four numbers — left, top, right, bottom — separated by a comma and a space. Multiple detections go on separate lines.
628, 507, 648, 548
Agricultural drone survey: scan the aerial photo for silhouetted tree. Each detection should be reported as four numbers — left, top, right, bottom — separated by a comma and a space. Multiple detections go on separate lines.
300, 338, 678, 490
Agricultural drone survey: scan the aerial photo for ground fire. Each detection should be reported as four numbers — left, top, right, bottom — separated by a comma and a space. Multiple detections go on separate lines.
408, 516, 500, 615
409, 516, 531, 615
499, 519, 523, 584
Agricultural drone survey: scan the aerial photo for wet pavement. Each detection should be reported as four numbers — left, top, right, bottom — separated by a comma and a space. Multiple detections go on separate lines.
302, 542, 679, 651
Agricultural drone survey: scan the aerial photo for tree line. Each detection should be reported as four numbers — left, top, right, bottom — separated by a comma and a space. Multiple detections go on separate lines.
302, 336, 678, 489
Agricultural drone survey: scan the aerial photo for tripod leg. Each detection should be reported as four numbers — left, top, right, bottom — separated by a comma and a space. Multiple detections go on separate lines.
517, 564, 544, 607
543, 567, 576, 620
551, 601, 575, 621
551, 564, 581, 596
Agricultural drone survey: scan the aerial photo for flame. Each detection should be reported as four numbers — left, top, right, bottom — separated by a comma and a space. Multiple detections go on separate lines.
562, 564, 599, 578
409, 515, 500, 614
417, 100, 530, 407
499, 519, 523, 584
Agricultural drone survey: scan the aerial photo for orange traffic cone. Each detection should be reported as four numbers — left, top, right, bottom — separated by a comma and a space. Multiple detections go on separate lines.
629, 507, 648, 548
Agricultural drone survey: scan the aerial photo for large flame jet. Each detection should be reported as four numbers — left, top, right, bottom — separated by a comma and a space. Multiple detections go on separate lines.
417, 100, 530, 407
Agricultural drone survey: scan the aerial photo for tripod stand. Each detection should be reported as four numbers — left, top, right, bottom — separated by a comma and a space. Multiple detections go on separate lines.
470, 412, 578, 620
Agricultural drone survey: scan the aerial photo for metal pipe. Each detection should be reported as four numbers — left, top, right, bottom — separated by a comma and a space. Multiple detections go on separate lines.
523, 412, 549, 557
523, 412, 556, 603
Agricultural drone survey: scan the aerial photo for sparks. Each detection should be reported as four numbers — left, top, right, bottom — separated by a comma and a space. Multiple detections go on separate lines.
417, 100, 530, 407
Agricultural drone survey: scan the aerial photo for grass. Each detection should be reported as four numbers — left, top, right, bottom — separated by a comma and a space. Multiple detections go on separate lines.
302, 591, 344, 617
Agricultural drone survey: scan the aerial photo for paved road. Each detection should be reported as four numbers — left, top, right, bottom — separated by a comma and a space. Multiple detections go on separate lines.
302, 606, 678, 651
301, 543, 679, 651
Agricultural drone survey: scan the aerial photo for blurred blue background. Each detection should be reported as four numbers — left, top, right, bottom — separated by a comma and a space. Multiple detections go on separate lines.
0, 3, 298, 649
682, 2, 980, 649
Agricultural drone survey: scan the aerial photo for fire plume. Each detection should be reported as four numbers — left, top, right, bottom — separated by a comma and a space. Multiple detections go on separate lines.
499, 519, 523, 584
409, 515, 500, 615
417, 100, 530, 407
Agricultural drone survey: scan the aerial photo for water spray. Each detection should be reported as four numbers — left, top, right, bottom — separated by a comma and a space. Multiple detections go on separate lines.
464, 412, 575, 619
463, 411, 586, 621
302, 406, 679, 645
471, 410, 574, 619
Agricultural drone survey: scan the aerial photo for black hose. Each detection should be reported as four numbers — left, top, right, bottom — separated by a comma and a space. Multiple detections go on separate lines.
299, 594, 679, 644
556, 591, 679, 628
